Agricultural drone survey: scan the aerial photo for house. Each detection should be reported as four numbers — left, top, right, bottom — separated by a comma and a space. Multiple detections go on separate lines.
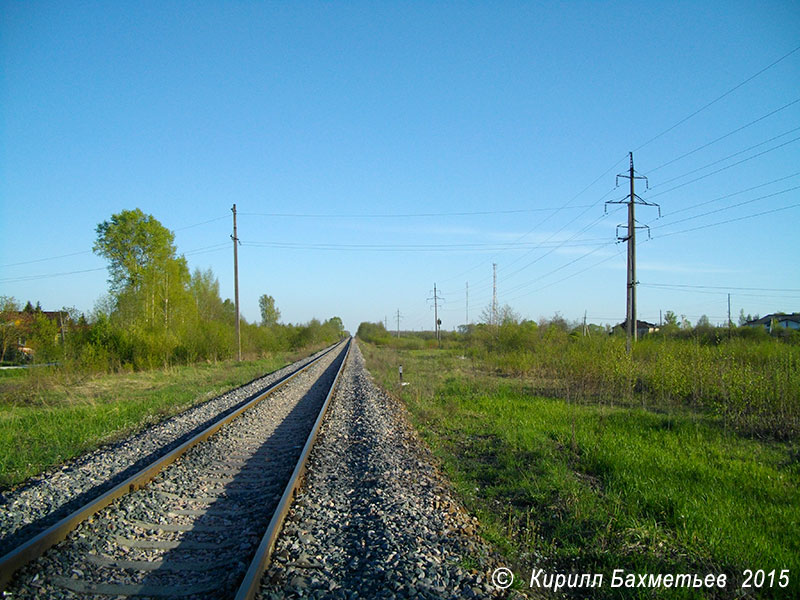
744, 313, 800, 332
1, 310, 68, 361
613, 319, 659, 338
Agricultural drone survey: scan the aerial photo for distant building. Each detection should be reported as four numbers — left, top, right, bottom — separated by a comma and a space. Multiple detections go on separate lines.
744, 313, 800, 332
613, 319, 659, 338
1, 310, 68, 359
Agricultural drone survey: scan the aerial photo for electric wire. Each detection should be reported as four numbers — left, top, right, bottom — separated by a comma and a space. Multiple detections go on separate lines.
647, 98, 800, 173
240, 206, 595, 219
239, 238, 610, 253
646, 135, 800, 200
651, 184, 800, 229
662, 171, 800, 217
634, 44, 800, 152
652, 127, 800, 188
654, 202, 800, 238
0, 267, 107, 284
0, 250, 93, 268
436, 154, 630, 286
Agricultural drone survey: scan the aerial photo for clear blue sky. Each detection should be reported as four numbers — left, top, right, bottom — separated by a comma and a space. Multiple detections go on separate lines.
2, 2, 799, 334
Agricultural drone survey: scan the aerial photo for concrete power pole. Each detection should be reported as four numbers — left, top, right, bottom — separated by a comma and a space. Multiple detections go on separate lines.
396, 309, 402, 338
231, 204, 241, 362
428, 284, 442, 343
728, 293, 732, 337
466, 282, 469, 326
606, 152, 658, 353
492, 263, 498, 325
434, 284, 439, 342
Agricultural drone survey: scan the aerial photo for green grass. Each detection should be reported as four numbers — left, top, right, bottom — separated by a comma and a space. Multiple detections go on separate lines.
361, 342, 800, 599
0, 348, 319, 489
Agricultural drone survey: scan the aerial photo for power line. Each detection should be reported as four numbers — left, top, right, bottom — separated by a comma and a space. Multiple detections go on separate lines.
465, 192, 625, 297
646, 135, 800, 199
0, 267, 107, 284
239, 239, 609, 252
653, 127, 800, 188
634, 44, 800, 152
641, 283, 800, 292
0, 215, 233, 269
174, 215, 229, 231
504, 245, 625, 304
437, 154, 630, 286
239, 206, 595, 219
652, 184, 800, 229
663, 171, 800, 217
182, 242, 231, 256
647, 98, 800, 174
502, 241, 617, 299
0, 250, 93, 268
654, 202, 800, 238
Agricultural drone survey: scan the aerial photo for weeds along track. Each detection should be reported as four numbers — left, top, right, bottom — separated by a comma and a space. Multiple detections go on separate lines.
1, 339, 351, 599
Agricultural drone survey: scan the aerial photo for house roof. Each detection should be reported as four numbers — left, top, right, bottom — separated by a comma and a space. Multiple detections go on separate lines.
615, 319, 658, 330
744, 313, 800, 326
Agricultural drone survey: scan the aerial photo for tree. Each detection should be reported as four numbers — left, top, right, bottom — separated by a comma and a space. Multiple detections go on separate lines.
664, 310, 678, 327
93, 209, 193, 367
29, 313, 59, 363
190, 268, 225, 322
326, 316, 345, 337
258, 294, 281, 327
94, 208, 178, 295
0, 296, 21, 362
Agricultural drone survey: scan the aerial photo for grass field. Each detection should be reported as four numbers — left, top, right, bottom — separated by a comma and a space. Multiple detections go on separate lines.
360, 342, 800, 599
0, 346, 323, 489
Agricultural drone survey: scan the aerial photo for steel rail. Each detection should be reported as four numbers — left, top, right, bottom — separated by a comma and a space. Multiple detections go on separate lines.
235, 336, 352, 600
0, 340, 345, 591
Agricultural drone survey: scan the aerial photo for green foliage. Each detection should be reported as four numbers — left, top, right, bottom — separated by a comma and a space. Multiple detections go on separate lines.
28, 314, 60, 363
93, 208, 178, 295
2, 210, 344, 373
463, 321, 800, 440
0, 352, 303, 489
361, 342, 800, 599
258, 294, 281, 327
356, 321, 392, 344
364, 317, 800, 441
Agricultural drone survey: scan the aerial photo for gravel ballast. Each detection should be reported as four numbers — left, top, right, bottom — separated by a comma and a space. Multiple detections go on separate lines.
5, 344, 347, 599
258, 342, 519, 600
0, 344, 335, 557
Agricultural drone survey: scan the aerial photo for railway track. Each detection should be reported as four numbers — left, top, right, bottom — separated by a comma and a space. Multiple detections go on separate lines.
1, 338, 351, 599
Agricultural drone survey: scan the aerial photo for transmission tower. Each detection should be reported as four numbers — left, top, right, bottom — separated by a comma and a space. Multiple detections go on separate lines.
605, 152, 660, 353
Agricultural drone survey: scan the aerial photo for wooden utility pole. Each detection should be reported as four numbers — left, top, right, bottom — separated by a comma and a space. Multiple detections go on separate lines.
232, 204, 241, 361
606, 152, 658, 353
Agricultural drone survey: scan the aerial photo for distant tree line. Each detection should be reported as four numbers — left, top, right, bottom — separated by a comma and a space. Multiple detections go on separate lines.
1, 209, 346, 369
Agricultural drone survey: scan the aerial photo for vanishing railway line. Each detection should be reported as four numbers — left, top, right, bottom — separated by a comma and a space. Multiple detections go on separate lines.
1, 338, 351, 599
